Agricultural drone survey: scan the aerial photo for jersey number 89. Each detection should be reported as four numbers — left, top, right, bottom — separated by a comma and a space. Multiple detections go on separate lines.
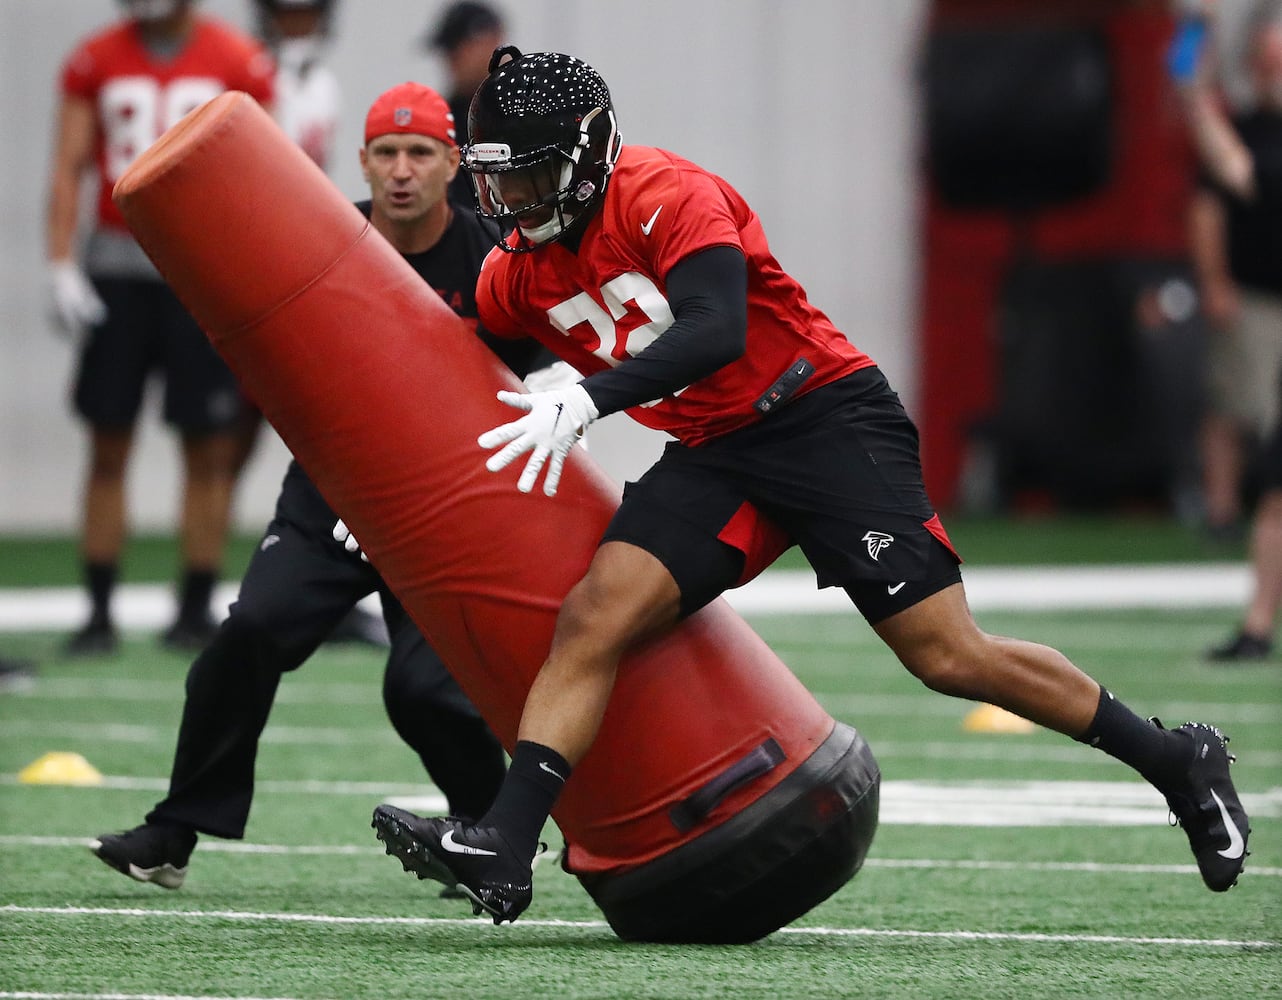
99, 76, 225, 181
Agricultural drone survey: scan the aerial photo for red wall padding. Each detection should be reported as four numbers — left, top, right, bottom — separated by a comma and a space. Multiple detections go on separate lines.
918, 1, 1193, 507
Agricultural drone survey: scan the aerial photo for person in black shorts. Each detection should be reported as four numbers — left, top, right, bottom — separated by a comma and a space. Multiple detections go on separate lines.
371, 49, 1251, 925
47, 0, 275, 655
89, 82, 558, 891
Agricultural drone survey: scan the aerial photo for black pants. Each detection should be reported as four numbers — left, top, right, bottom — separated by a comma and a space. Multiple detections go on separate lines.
147, 461, 506, 838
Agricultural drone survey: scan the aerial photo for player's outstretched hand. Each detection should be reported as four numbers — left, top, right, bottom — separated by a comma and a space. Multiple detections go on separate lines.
332, 519, 369, 562
47, 260, 107, 339
478, 384, 598, 496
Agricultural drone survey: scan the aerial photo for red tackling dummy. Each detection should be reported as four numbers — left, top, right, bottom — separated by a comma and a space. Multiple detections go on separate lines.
113, 91, 878, 942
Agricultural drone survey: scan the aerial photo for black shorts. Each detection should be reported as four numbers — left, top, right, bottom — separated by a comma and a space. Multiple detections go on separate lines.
601, 367, 962, 624
73, 277, 243, 432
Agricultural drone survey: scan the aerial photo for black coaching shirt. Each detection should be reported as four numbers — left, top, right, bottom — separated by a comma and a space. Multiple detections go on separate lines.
277, 203, 550, 529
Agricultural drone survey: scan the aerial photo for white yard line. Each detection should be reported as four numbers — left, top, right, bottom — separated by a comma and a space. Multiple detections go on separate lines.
0, 563, 1252, 630
0, 905, 1273, 950
3, 780, 1279, 827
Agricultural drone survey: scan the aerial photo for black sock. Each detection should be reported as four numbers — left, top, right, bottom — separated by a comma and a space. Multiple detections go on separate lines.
480, 740, 571, 859
177, 568, 217, 624
1075, 687, 1188, 787
85, 561, 117, 625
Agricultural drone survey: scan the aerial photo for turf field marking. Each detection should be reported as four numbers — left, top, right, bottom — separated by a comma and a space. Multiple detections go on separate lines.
5, 835, 1280, 879
0, 564, 1251, 632
1, 904, 1274, 949
13, 682, 1279, 732
3, 779, 1279, 824
0, 993, 312, 1000
4, 777, 1279, 829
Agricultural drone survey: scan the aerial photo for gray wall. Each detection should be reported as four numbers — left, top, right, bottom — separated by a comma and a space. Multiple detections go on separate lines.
0, 0, 926, 533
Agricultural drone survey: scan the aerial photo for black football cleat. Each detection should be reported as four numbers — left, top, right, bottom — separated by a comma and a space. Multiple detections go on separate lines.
372, 804, 532, 924
160, 616, 217, 653
1153, 720, 1250, 891
64, 619, 118, 657
90, 822, 197, 889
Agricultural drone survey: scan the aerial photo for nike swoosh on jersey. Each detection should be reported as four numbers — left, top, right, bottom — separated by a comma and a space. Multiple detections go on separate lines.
887, 581, 907, 595
440, 829, 499, 856
1211, 788, 1246, 860
641, 205, 663, 236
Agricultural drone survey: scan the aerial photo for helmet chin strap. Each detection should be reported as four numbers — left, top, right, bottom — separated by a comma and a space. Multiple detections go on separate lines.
515, 159, 578, 245
517, 215, 567, 245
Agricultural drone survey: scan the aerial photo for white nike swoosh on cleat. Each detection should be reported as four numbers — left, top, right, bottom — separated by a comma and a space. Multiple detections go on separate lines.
440, 829, 499, 857
887, 581, 907, 595
1210, 789, 1246, 860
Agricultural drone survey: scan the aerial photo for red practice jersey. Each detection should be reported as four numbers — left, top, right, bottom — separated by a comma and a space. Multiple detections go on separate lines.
60, 18, 274, 233
477, 145, 874, 446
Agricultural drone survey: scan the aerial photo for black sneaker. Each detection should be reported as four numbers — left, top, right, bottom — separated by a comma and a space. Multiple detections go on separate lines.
90, 822, 197, 889
1206, 630, 1273, 662
1153, 720, 1250, 892
372, 804, 533, 924
64, 619, 118, 657
160, 616, 217, 652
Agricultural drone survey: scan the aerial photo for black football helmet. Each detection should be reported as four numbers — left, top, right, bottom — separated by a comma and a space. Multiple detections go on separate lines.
462, 47, 622, 252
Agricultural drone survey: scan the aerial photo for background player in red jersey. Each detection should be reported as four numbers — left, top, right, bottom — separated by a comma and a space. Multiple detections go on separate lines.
45, 0, 274, 655
372, 48, 1250, 924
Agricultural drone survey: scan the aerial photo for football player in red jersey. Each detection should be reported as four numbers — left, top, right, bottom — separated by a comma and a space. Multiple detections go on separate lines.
45, 0, 274, 655
372, 48, 1250, 922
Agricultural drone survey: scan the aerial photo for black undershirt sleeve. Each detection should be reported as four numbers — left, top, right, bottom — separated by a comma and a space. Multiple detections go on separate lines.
578, 245, 748, 417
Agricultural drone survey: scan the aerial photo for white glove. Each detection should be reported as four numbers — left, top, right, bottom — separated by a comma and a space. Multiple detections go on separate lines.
47, 260, 107, 338
332, 518, 369, 562
477, 384, 598, 496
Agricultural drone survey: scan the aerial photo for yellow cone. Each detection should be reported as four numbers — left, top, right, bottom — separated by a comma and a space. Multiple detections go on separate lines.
18, 751, 103, 786
962, 703, 1036, 734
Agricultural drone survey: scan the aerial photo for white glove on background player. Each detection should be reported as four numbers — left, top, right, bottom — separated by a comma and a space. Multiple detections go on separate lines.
478, 383, 598, 496
332, 518, 369, 562
47, 260, 107, 338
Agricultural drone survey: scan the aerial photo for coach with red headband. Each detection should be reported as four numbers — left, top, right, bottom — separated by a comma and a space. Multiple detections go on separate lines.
89, 81, 556, 891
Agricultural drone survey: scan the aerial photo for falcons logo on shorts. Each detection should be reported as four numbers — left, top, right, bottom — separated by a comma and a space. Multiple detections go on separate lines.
863, 531, 895, 561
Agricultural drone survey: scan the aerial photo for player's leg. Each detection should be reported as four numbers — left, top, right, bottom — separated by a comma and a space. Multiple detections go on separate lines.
373, 460, 752, 922
159, 286, 243, 649
164, 429, 238, 649
869, 577, 1249, 890
784, 369, 1250, 892
65, 277, 151, 655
